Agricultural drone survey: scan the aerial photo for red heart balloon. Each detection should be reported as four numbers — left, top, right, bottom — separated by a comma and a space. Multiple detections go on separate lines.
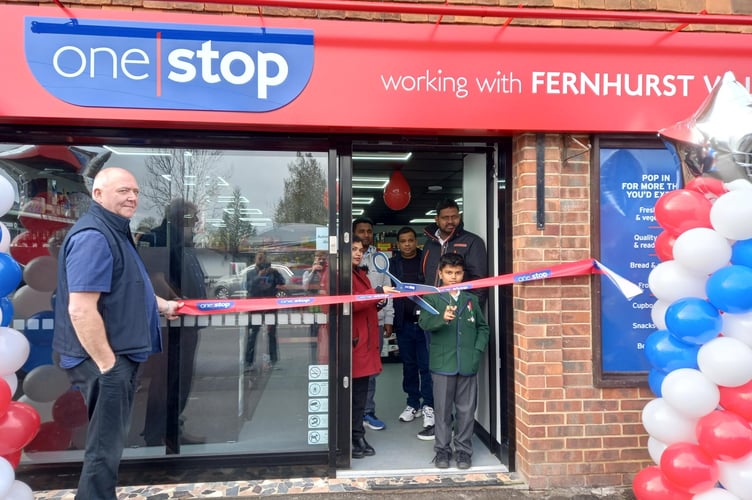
660, 442, 718, 494
654, 230, 677, 262
654, 189, 713, 236
685, 176, 728, 202
632, 466, 693, 500
0, 401, 41, 455
697, 409, 752, 461
719, 379, 752, 421
1, 449, 22, 468
0, 378, 11, 418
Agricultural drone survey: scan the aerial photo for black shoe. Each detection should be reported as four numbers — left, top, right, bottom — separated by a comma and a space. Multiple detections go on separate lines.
361, 437, 375, 456
456, 450, 472, 469
352, 437, 375, 458
432, 449, 451, 469
352, 439, 365, 459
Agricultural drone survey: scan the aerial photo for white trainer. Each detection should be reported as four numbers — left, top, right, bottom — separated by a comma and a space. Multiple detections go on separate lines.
399, 405, 421, 422
422, 405, 435, 428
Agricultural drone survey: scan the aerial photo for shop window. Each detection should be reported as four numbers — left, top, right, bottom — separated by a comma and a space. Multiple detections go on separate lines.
0, 144, 330, 461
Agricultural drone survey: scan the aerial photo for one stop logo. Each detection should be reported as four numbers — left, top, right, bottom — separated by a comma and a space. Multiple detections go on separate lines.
24, 17, 314, 112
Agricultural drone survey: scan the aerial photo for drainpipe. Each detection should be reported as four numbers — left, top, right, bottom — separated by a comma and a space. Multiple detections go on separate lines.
124, 0, 752, 27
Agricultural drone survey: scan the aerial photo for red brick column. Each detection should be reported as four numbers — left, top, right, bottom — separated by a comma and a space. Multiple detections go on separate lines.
510, 133, 653, 489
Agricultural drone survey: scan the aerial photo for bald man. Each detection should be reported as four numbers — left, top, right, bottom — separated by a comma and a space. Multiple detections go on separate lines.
53, 167, 182, 500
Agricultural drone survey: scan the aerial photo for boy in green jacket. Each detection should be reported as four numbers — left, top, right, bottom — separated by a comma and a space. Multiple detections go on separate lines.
418, 253, 490, 470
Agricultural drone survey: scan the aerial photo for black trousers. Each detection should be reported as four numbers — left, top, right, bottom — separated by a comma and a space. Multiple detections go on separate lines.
67, 355, 140, 500
351, 376, 369, 440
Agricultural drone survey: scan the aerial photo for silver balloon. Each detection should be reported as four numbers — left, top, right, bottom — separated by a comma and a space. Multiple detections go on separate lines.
659, 71, 752, 183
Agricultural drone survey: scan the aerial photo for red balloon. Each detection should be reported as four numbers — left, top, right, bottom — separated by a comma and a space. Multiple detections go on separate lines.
654, 230, 677, 262
0, 402, 41, 455
25, 421, 73, 452
1, 449, 22, 468
719, 380, 752, 421
660, 442, 718, 494
383, 170, 411, 211
685, 176, 728, 202
0, 378, 10, 419
52, 390, 88, 429
697, 409, 752, 461
633, 466, 693, 500
654, 189, 713, 235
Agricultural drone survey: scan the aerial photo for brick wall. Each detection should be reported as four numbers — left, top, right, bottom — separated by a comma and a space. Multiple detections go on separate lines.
511, 134, 656, 488
3, 0, 751, 33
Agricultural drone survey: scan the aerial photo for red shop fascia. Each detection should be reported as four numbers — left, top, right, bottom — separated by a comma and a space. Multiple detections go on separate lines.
0, 4, 751, 136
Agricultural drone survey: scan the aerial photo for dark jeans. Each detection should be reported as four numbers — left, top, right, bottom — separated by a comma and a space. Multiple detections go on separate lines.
352, 376, 369, 440
246, 314, 278, 366
364, 328, 384, 415
397, 322, 433, 409
66, 355, 140, 500
142, 327, 199, 445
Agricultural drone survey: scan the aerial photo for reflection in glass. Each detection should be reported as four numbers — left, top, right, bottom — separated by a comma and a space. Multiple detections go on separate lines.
0, 145, 330, 463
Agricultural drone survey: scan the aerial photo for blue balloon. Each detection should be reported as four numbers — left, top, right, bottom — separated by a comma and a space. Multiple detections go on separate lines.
706, 265, 752, 314
0, 296, 13, 326
24, 310, 55, 346
0, 252, 22, 297
648, 368, 667, 397
665, 297, 722, 345
732, 239, 752, 268
644, 329, 700, 372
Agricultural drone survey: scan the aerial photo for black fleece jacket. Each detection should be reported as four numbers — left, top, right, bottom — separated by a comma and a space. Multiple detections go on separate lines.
421, 221, 488, 303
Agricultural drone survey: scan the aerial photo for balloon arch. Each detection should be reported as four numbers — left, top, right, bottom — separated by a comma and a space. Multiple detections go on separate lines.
634, 72, 752, 499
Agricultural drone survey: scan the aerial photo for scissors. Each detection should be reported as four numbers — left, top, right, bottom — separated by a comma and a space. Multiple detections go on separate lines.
371, 251, 440, 315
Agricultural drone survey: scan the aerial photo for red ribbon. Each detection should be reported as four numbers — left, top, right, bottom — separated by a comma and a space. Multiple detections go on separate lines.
178, 258, 631, 316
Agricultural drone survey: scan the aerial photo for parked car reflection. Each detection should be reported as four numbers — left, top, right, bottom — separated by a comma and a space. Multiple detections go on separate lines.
213, 264, 294, 299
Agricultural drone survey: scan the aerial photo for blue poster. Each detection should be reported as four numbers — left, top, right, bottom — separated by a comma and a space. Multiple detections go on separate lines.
600, 148, 680, 373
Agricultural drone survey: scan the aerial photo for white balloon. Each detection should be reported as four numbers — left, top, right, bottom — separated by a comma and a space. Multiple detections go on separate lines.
0, 327, 31, 376
0, 458, 14, 499
648, 260, 708, 303
22, 255, 57, 292
698, 337, 752, 387
724, 179, 752, 191
0, 222, 10, 253
718, 452, 752, 500
694, 487, 743, 500
673, 228, 732, 275
723, 311, 752, 348
0, 176, 15, 219
647, 436, 668, 465
711, 190, 752, 241
1, 372, 18, 395
3, 480, 34, 500
651, 299, 671, 330
17, 395, 53, 423
662, 368, 720, 419
641, 398, 698, 445
11, 285, 53, 320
